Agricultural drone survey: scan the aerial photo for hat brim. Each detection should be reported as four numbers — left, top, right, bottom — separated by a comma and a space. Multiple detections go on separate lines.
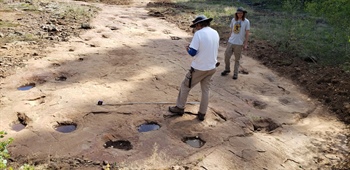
190, 18, 213, 28
236, 10, 247, 14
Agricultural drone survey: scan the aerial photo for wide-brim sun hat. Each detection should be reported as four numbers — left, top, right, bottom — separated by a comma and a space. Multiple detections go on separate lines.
190, 15, 213, 28
236, 7, 247, 13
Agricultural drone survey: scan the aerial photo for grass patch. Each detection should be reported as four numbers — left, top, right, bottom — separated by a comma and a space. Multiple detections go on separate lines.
58, 2, 100, 21
250, 11, 349, 66
21, 33, 40, 42
1, 0, 42, 12
0, 20, 19, 28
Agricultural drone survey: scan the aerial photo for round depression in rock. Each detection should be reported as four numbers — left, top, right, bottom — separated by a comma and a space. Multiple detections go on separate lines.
11, 122, 26, 132
17, 83, 36, 91
54, 122, 77, 133
138, 122, 160, 132
182, 136, 205, 148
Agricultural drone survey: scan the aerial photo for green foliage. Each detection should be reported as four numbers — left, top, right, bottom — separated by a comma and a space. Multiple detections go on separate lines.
283, 0, 303, 12
242, 0, 350, 68
306, 0, 350, 26
0, 131, 35, 170
20, 164, 35, 170
305, 0, 350, 67
0, 131, 13, 169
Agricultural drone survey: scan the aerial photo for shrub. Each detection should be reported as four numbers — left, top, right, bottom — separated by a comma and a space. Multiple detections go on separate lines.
0, 131, 13, 169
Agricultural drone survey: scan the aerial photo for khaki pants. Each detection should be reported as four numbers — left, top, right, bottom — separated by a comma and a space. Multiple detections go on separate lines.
224, 43, 242, 75
176, 68, 216, 114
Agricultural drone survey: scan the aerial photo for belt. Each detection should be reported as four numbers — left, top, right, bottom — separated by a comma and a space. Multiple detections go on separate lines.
188, 62, 219, 88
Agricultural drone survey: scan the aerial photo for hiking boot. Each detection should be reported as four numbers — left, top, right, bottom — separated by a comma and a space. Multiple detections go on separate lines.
221, 70, 230, 76
168, 106, 184, 116
197, 112, 206, 121
232, 74, 238, 80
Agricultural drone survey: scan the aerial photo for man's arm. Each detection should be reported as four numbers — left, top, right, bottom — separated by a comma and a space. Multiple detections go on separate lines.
244, 30, 249, 49
188, 31, 200, 56
187, 47, 197, 57
228, 19, 234, 41
228, 28, 233, 39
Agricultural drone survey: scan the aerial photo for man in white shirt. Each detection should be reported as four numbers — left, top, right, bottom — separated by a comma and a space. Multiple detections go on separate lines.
169, 15, 220, 121
221, 7, 250, 79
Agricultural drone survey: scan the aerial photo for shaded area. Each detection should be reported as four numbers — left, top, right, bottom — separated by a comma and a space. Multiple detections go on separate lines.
104, 140, 133, 150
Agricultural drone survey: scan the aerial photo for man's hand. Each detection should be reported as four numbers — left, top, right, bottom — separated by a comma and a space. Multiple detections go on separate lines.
185, 45, 190, 51
243, 44, 248, 50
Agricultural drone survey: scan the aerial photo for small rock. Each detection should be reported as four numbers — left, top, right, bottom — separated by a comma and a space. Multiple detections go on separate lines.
102, 34, 110, 38
253, 100, 267, 109
73, 160, 79, 165
57, 21, 65, 25
172, 165, 186, 170
42, 24, 58, 32
103, 160, 108, 165
14, 31, 24, 36
93, 161, 101, 165
170, 36, 181, 40
75, 158, 83, 163
239, 68, 249, 74
50, 19, 57, 23
48, 162, 59, 170
107, 26, 118, 30
83, 158, 89, 162
81, 23, 93, 29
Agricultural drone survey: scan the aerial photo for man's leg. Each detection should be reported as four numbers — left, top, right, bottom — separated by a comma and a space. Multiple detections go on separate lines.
175, 71, 192, 109
232, 44, 242, 79
222, 43, 234, 76
171, 69, 215, 117
198, 69, 216, 115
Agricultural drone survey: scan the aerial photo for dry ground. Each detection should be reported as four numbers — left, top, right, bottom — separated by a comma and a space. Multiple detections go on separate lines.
0, 0, 349, 169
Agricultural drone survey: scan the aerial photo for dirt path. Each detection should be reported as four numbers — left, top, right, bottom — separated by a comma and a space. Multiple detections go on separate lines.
0, 0, 348, 169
